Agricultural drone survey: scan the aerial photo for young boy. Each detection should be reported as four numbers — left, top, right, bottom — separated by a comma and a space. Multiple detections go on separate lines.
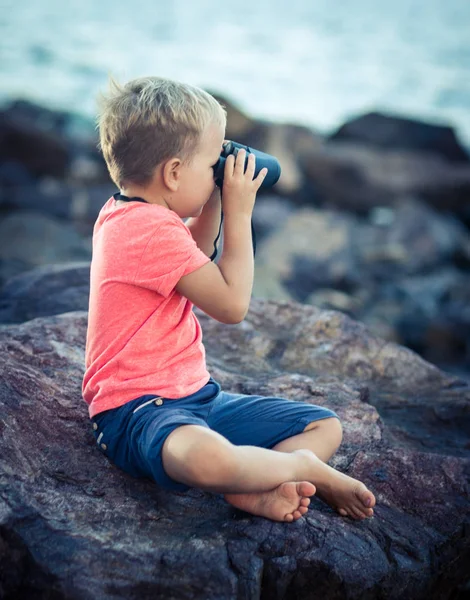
83, 76, 376, 523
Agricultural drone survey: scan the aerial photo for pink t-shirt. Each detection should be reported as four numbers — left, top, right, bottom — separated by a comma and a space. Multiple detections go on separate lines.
82, 197, 211, 419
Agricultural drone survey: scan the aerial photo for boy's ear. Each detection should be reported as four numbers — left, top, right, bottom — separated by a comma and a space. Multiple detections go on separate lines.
162, 158, 181, 192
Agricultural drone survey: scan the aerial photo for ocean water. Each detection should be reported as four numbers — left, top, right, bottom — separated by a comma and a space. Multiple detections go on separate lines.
1, 0, 470, 145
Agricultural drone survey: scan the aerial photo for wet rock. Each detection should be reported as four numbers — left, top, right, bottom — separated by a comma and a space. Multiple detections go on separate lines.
329, 112, 470, 163
0, 299, 468, 599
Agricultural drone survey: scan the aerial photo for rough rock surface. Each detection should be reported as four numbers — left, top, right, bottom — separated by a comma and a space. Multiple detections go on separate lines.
1, 294, 469, 599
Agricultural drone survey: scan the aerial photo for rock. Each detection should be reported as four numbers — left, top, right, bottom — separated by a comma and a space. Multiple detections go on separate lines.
0, 212, 91, 278
0, 262, 90, 324
251, 195, 297, 242
254, 207, 358, 302
299, 142, 470, 216
252, 199, 470, 369
329, 112, 470, 163
3, 181, 116, 223
0, 104, 70, 179
357, 198, 470, 278
0, 296, 468, 598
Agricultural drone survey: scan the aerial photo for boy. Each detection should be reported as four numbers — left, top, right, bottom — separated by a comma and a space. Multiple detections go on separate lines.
83, 76, 376, 523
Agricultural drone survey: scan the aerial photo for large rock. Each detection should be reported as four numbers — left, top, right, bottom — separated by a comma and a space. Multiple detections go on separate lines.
0, 295, 469, 599
329, 112, 470, 164
1, 181, 116, 223
0, 262, 90, 324
252, 199, 470, 369
0, 102, 70, 179
299, 142, 470, 216
0, 212, 91, 285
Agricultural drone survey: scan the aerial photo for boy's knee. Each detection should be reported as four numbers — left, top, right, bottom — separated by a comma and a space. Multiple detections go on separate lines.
162, 424, 239, 489
189, 437, 240, 488
305, 416, 343, 443
324, 417, 343, 447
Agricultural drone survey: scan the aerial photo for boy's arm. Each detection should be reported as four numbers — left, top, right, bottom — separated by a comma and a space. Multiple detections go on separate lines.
176, 149, 267, 324
185, 188, 222, 258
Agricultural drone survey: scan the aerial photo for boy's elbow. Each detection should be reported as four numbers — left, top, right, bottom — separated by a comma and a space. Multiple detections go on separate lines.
220, 302, 248, 325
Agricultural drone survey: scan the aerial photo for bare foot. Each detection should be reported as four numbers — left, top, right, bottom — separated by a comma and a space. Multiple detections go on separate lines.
224, 481, 316, 522
295, 449, 376, 520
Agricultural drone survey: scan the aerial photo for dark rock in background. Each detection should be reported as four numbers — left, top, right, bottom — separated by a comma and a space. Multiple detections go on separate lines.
329, 111, 470, 163
0, 298, 468, 599
0, 211, 91, 288
0, 262, 90, 323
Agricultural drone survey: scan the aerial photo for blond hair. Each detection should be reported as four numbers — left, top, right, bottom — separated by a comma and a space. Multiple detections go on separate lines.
96, 75, 227, 188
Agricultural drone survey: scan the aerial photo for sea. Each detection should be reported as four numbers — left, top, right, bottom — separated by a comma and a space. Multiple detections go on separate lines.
1, 0, 470, 145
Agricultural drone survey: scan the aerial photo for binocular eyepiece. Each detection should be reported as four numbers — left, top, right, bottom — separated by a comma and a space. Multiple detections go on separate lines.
212, 141, 281, 189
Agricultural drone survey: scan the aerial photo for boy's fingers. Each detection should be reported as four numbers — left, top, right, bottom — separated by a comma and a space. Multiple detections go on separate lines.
224, 153, 235, 176
245, 152, 256, 178
254, 167, 268, 184
234, 148, 246, 175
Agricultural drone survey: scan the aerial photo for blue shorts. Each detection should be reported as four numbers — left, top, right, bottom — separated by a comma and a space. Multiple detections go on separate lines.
90, 377, 339, 492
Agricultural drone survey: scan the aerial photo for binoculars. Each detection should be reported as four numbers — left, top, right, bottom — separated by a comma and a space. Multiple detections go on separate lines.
212, 141, 281, 189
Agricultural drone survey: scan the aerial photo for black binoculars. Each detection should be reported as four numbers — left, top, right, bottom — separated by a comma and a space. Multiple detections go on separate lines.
212, 141, 281, 189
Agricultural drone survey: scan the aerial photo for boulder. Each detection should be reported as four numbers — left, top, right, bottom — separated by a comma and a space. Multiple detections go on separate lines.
0, 212, 91, 284
0, 104, 70, 179
0, 262, 90, 324
0, 296, 469, 599
329, 112, 470, 163
2, 181, 115, 224
299, 142, 470, 216
252, 199, 470, 369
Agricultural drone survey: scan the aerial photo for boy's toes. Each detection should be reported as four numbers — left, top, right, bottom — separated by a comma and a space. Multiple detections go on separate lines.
351, 506, 368, 520
360, 488, 376, 509
338, 508, 348, 517
284, 512, 294, 522
298, 481, 316, 497
298, 505, 309, 516
300, 497, 311, 508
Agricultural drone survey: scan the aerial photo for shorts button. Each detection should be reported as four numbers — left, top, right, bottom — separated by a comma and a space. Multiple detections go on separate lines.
101, 443, 107, 451
92, 423, 98, 431
155, 398, 163, 406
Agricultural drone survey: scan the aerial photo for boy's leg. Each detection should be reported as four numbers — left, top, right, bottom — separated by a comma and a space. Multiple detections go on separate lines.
161, 422, 375, 522
161, 423, 316, 522
271, 417, 343, 462
161, 423, 314, 494
203, 392, 376, 520
235, 418, 376, 520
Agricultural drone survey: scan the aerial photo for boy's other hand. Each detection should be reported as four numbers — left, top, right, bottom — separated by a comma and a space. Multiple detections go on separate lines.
222, 149, 268, 218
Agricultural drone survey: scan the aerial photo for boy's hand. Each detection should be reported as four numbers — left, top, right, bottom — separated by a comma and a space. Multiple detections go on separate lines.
222, 149, 268, 217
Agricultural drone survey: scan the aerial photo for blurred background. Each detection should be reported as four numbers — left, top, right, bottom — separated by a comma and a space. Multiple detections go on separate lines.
1, 0, 469, 379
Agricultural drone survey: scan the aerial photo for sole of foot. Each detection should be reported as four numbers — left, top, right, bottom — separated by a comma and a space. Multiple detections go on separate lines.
224, 480, 316, 522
